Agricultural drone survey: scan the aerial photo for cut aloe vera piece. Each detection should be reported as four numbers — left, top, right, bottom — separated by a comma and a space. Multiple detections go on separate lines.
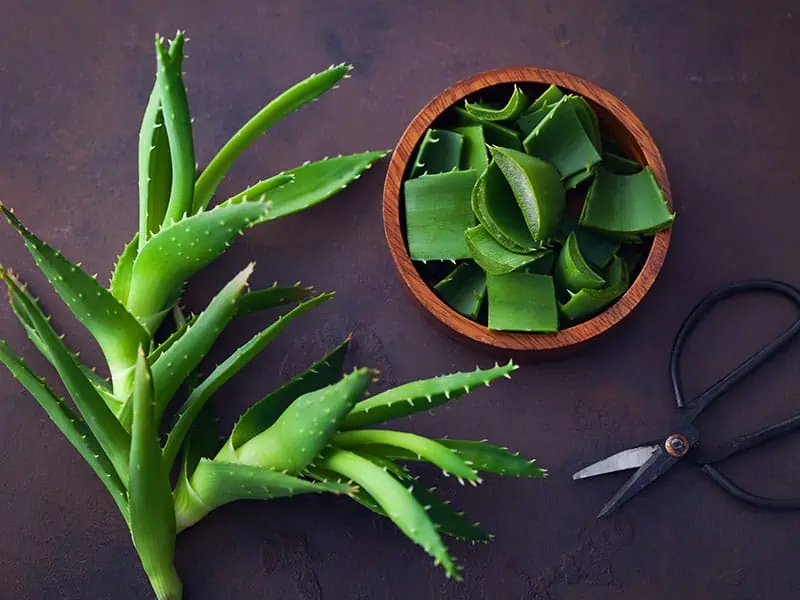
569, 96, 602, 151
452, 107, 523, 150
516, 105, 553, 137
555, 231, 605, 292
487, 273, 558, 332
580, 166, 674, 236
465, 225, 551, 275
433, 262, 486, 319
404, 170, 478, 260
527, 84, 564, 114
471, 162, 538, 252
409, 128, 464, 178
452, 125, 488, 172
523, 96, 602, 180
603, 152, 642, 174
490, 146, 565, 243
576, 228, 620, 269
563, 168, 596, 190
464, 85, 530, 122
560, 255, 629, 321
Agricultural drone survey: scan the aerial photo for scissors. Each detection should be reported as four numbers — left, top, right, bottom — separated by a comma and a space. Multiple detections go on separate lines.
573, 279, 800, 518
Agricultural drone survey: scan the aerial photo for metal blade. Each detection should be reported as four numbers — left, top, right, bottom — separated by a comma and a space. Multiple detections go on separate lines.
572, 445, 660, 481
597, 447, 679, 518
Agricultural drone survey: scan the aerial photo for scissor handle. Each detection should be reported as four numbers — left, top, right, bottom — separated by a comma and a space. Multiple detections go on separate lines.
670, 280, 800, 424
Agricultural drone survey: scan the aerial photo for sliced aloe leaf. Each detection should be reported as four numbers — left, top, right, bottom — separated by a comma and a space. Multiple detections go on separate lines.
574, 228, 620, 269
162, 293, 332, 469
579, 166, 674, 236
569, 96, 602, 151
559, 255, 629, 321
317, 448, 460, 579
464, 85, 530, 122
433, 262, 486, 319
0, 341, 129, 521
194, 64, 352, 211
526, 84, 564, 114
465, 224, 551, 275
452, 125, 489, 172
489, 146, 566, 243
236, 283, 315, 317
472, 162, 538, 252
555, 231, 605, 292
227, 338, 349, 450
487, 272, 558, 332
452, 107, 522, 150
404, 169, 478, 261
409, 129, 464, 178
603, 152, 642, 175
233, 151, 389, 221
563, 167, 596, 190
341, 361, 516, 430
516, 105, 553, 137
522, 96, 602, 180
331, 429, 479, 482
125, 197, 271, 333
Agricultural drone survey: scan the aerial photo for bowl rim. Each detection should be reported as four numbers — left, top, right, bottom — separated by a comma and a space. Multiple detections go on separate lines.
382, 66, 673, 352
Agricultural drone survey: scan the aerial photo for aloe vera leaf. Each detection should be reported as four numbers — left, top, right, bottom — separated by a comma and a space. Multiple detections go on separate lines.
236, 283, 315, 317
574, 227, 620, 269
109, 235, 139, 305
579, 166, 674, 236
224, 172, 294, 209
234, 368, 374, 472
404, 169, 478, 261
526, 84, 564, 114
0, 267, 132, 480
472, 162, 538, 252
194, 64, 352, 211
569, 96, 602, 151
1, 205, 150, 396
451, 125, 488, 172
318, 448, 460, 579
602, 152, 642, 175
341, 361, 516, 430
306, 466, 385, 515
516, 105, 553, 137
154, 36, 195, 226
128, 349, 182, 600
487, 272, 558, 332
560, 255, 629, 321
332, 430, 479, 482
409, 129, 464, 178
438, 439, 546, 478
0, 341, 129, 521
248, 151, 389, 221
464, 85, 530, 122
433, 262, 486, 319
465, 224, 552, 276
162, 293, 332, 469
555, 231, 605, 292
228, 338, 349, 450
452, 107, 523, 150
490, 146, 566, 243
352, 452, 491, 542
147, 264, 254, 421
125, 197, 271, 333
522, 96, 602, 179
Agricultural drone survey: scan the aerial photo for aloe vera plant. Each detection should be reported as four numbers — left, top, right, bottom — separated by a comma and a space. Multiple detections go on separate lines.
0, 30, 545, 599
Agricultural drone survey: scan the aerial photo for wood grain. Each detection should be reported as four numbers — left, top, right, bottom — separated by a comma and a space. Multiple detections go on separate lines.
382, 66, 673, 357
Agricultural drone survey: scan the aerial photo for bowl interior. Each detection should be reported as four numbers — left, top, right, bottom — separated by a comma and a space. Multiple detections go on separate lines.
385, 69, 672, 353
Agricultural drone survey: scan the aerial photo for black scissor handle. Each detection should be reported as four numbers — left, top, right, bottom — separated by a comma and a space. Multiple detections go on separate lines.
670, 280, 800, 423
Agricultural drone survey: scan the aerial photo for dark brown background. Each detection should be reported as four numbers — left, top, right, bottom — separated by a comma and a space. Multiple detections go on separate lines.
1, 1, 799, 598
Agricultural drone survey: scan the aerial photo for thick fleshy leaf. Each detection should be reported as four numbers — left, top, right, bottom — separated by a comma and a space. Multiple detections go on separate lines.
487, 273, 558, 332
109, 235, 139, 306
452, 125, 489, 172
236, 283, 314, 317
341, 361, 516, 430
452, 107, 522, 150
1, 204, 149, 395
465, 224, 551, 275
433, 262, 486, 319
555, 231, 605, 292
464, 85, 530, 121
439, 439, 546, 477
409, 129, 463, 178
559, 255, 629, 321
0, 341, 129, 521
194, 64, 353, 211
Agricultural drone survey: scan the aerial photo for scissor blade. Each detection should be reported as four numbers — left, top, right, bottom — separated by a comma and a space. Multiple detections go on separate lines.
597, 447, 679, 518
572, 445, 660, 480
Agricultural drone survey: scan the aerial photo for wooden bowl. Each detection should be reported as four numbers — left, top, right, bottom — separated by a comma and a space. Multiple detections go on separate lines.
382, 67, 673, 358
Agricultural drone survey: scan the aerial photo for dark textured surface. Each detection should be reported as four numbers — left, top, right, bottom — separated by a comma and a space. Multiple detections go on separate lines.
1, 1, 799, 598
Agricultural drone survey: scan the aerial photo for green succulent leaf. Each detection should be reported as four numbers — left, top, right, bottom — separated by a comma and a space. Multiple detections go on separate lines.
0, 341, 129, 521
236, 282, 314, 317
110, 234, 139, 305
318, 448, 460, 579
194, 63, 353, 211
439, 439, 546, 478
464, 84, 530, 122
162, 292, 333, 469
341, 361, 516, 430
129, 349, 182, 600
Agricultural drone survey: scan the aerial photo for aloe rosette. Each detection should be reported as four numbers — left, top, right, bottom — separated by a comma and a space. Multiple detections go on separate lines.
0, 31, 545, 599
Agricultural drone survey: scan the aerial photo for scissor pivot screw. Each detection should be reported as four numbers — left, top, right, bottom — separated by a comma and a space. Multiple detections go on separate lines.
665, 434, 690, 457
